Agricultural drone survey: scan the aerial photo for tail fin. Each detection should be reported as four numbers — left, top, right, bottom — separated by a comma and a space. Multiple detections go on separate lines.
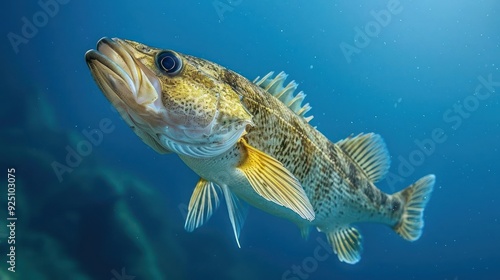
393, 175, 435, 241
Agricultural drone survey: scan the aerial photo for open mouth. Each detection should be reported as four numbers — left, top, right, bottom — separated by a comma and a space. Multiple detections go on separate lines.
85, 37, 164, 117
85, 37, 175, 154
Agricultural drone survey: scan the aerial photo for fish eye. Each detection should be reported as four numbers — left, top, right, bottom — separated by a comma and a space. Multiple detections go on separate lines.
156, 51, 183, 75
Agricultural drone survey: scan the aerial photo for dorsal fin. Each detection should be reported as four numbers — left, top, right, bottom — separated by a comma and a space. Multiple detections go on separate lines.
253, 71, 313, 122
336, 133, 390, 183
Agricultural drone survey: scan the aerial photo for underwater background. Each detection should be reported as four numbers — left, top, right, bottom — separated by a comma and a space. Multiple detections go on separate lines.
2, 0, 500, 279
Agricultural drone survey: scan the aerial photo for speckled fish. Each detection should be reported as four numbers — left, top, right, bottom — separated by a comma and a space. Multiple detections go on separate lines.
85, 37, 435, 264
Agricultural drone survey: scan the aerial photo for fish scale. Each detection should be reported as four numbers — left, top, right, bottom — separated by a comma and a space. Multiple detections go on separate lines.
214, 69, 404, 237
85, 38, 435, 264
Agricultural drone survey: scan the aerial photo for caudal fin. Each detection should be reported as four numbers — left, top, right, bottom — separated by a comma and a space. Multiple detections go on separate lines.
393, 175, 435, 241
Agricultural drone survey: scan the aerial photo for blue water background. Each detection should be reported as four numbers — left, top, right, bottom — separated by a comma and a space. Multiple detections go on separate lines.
2, 0, 500, 279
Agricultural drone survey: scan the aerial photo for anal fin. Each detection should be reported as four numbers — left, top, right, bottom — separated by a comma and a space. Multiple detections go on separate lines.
238, 138, 315, 221
326, 226, 363, 264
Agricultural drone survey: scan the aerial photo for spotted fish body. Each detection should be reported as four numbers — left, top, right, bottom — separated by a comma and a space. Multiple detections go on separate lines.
85, 38, 435, 264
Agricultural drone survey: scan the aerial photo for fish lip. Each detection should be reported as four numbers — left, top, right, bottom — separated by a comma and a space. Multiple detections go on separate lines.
85, 37, 163, 111
85, 37, 136, 93
86, 37, 171, 152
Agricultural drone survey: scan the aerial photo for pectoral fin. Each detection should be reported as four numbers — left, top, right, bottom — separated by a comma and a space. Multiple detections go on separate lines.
238, 138, 315, 221
184, 178, 221, 232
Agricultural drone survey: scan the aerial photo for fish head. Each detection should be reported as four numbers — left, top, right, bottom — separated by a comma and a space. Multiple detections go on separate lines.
85, 38, 253, 157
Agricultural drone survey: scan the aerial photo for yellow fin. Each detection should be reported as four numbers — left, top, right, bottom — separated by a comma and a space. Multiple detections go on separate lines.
238, 138, 315, 221
394, 174, 435, 241
327, 226, 363, 264
184, 178, 221, 232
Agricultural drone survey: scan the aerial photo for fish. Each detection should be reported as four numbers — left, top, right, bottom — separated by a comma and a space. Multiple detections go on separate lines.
85, 37, 435, 264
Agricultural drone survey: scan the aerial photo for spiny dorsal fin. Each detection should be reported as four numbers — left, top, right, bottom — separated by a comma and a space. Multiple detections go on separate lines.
253, 71, 313, 122
336, 133, 390, 183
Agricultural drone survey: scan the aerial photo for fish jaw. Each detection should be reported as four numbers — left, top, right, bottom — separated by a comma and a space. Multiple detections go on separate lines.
85, 37, 171, 153
85, 38, 253, 157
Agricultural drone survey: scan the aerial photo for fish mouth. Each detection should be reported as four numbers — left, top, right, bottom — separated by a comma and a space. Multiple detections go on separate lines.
85, 37, 247, 157
85, 37, 171, 153
85, 37, 164, 118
